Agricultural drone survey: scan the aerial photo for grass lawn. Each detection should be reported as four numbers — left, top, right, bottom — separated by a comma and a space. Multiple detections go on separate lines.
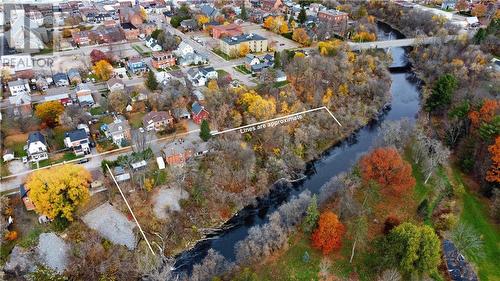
212, 49, 234, 61
216, 69, 230, 77
4, 134, 28, 157
132, 45, 151, 56
127, 112, 146, 129
90, 106, 105, 116
273, 80, 289, 88
0, 161, 10, 177
453, 169, 500, 281
234, 65, 252, 75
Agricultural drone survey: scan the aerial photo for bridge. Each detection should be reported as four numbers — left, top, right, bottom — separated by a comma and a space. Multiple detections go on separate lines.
347, 35, 457, 51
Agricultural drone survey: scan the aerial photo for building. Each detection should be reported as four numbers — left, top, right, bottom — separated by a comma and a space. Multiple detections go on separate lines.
6, 9, 46, 52
8, 79, 30, 96
151, 51, 176, 69
211, 23, 243, 39
103, 116, 131, 146
163, 140, 208, 165
142, 111, 174, 131
441, 0, 457, 10
72, 30, 91, 45
219, 33, 268, 57
35, 76, 49, 91
8, 93, 32, 117
261, 0, 283, 11
174, 41, 194, 57
191, 101, 209, 124
121, 22, 140, 40
19, 184, 35, 211
53, 73, 70, 87
180, 19, 198, 32
127, 57, 148, 74
26, 131, 48, 162
3, 149, 15, 162
75, 83, 94, 107
107, 78, 126, 92
64, 129, 91, 156
200, 4, 218, 18
318, 9, 348, 24
67, 68, 82, 84
43, 93, 73, 106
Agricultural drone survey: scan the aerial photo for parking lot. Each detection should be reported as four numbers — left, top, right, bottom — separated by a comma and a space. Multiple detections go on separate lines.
241, 23, 301, 52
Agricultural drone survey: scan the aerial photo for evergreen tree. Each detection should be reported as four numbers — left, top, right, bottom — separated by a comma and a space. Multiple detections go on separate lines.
425, 74, 457, 113
298, 5, 307, 24
473, 28, 486, 44
273, 51, 281, 69
302, 194, 319, 233
145, 71, 158, 91
240, 3, 247, 20
200, 119, 211, 141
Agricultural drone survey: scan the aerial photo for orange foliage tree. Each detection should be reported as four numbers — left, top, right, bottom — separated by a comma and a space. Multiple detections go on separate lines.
468, 99, 499, 128
359, 147, 416, 195
311, 211, 345, 255
486, 136, 500, 184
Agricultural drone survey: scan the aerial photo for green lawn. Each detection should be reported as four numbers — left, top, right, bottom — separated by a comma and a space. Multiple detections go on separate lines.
216, 69, 230, 77
90, 107, 105, 116
453, 170, 500, 281
273, 80, 290, 88
127, 112, 145, 129
212, 49, 234, 61
234, 65, 252, 75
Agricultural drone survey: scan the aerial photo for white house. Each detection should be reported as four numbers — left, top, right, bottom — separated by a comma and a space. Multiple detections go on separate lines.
8, 79, 30, 96
155, 71, 172, 84
174, 41, 194, 58
107, 78, 125, 92
3, 150, 15, 162
26, 131, 48, 162
103, 116, 131, 146
186, 67, 218, 86
64, 129, 91, 156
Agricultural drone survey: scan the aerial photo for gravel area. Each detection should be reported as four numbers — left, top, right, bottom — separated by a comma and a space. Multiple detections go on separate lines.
82, 202, 137, 250
153, 187, 189, 219
37, 233, 69, 273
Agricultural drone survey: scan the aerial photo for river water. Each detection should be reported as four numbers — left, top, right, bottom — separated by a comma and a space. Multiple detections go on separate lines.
173, 22, 422, 273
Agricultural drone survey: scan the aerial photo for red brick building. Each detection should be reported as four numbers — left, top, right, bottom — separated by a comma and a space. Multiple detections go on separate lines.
212, 23, 243, 39
317, 9, 348, 25
151, 51, 177, 69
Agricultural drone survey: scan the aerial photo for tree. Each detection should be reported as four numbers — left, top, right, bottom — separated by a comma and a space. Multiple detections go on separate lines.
311, 211, 345, 255
145, 71, 158, 91
263, 16, 275, 30
108, 91, 129, 113
92, 59, 113, 81
197, 15, 209, 27
240, 3, 247, 20
59, 105, 91, 129
348, 215, 368, 263
302, 194, 319, 234
279, 23, 289, 34
273, 51, 281, 69
200, 119, 211, 141
207, 80, 219, 91
25, 164, 91, 221
360, 147, 416, 195
377, 269, 402, 281
298, 5, 307, 24
425, 74, 457, 113
455, 0, 469, 12
35, 101, 65, 128
381, 223, 441, 276
239, 91, 276, 120
383, 216, 401, 234
292, 28, 311, 46
472, 3, 487, 17
151, 29, 162, 39
486, 136, 500, 183
473, 28, 487, 44
157, 31, 179, 51
239, 43, 250, 57
352, 31, 377, 42
90, 49, 109, 64
450, 223, 484, 262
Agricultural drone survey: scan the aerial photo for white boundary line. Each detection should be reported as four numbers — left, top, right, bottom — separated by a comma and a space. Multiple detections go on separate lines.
212, 106, 341, 136
105, 164, 156, 256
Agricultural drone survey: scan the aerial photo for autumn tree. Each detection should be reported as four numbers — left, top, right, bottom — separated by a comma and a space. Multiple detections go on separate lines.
360, 147, 416, 195
197, 15, 209, 27
380, 223, 441, 276
108, 91, 129, 113
263, 16, 275, 30
472, 3, 487, 17
25, 164, 91, 221
279, 23, 289, 34
92, 59, 113, 81
292, 28, 311, 46
302, 194, 319, 234
425, 74, 457, 113
239, 91, 276, 120
486, 136, 500, 184
311, 211, 345, 255
90, 49, 109, 64
352, 31, 376, 42
35, 101, 65, 128
455, 0, 469, 12
239, 43, 250, 57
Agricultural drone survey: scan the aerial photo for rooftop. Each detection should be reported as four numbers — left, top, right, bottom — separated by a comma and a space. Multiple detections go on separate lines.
221, 33, 266, 45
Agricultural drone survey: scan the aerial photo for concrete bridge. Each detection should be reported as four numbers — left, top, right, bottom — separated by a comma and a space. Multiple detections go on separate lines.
347, 35, 457, 51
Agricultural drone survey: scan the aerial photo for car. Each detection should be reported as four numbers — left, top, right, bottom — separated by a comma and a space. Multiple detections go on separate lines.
22, 156, 28, 164
279, 43, 285, 46
139, 127, 145, 133
77, 158, 89, 164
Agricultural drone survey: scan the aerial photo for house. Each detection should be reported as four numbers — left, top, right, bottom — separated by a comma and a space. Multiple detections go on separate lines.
244, 54, 261, 70
35, 76, 49, 91
211, 23, 244, 39
145, 36, 162, 51
261, 0, 283, 11
317, 9, 348, 33
187, 68, 207, 86
72, 30, 91, 45
142, 111, 174, 131
155, 71, 173, 84
53, 73, 70, 87
151, 51, 176, 69
8, 93, 32, 117
127, 57, 148, 74
219, 33, 268, 57
3, 149, 15, 162
172, 107, 191, 120
19, 184, 35, 211
8, 79, 30, 96
43, 93, 73, 106
275, 70, 287, 82
114, 166, 131, 182
180, 19, 198, 32
121, 22, 140, 40
102, 116, 131, 146
75, 83, 94, 107
200, 67, 218, 80
26, 131, 48, 162
67, 68, 82, 84
200, 4, 218, 19
193, 90, 205, 102
174, 41, 194, 57
107, 78, 126, 92
163, 140, 208, 165
64, 129, 91, 156
131, 160, 147, 170
441, 0, 456, 10
262, 54, 274, 64
191, 101, 209, 124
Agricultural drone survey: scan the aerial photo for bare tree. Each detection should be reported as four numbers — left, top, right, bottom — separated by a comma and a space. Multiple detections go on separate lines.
377, 268, 402, 281
131, 130, 153, 154
190, 249, 235, 281
60, 105, 91, 129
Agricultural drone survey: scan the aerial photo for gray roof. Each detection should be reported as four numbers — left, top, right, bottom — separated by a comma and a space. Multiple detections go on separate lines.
53, 73, 68, 81
65, 129, 88, 142
8, 79, 28, 87
221, 33, 266, 45
200, 4, 217, 17
108, 117, 130, 134
192, 101, 204, 115
67, 68, 81, 79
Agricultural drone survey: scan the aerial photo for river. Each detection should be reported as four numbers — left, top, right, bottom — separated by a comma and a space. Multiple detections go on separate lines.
173, 22, 422, 274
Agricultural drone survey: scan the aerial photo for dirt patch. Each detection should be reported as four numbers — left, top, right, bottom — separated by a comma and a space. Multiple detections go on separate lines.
153, 187, 189, 219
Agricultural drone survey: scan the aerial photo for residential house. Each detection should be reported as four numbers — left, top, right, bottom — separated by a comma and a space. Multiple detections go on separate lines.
8, 93, 32, 117
261, 0, 283, 11
145, 36, 163, 51
200, 4, 218, 19
180, 19, 198, 32
53, 73, 69, 87
200, 67, 218, 80
262, 54, 274, 64
64, 129, 91, 156
26, 131, 48, 162
192, 90, 205, 102
155, 71, 173, 84
191, 101, 209, 124
67, 68, 82, 84
114, 166, 131, 182
174, 41, 194, 57
8, 79, 30, 96
103, 116, 131, 146
72, 30, 92, 45
219, 33, 268, 57
127, 57, 148, 74
151, 51, 177, 69
174, 42, 207, 66
19, 184, 35, 211
244, 54, 261, 70
142, 111, 174, 131
43, 93, 73, 106
441, 0, 457, 10
187, 68, 207, 86
107, 78, 126, 92
163, 140, 208, 165
317, 9, 348, 34
3, 149, 15, 162
172, 107, 191, 120
139, 23, 157, 37
212, 23, 243, 39
35, 76, 49, 91
275, 70, 287, 82
75, 83, 95, 106
121, 22, 140, 40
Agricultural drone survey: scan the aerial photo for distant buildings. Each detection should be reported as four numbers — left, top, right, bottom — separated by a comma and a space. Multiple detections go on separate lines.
317, 9, 348, 26
211, 23, 243, 39
219, 33, 268, 57
127, 57, 148, 74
